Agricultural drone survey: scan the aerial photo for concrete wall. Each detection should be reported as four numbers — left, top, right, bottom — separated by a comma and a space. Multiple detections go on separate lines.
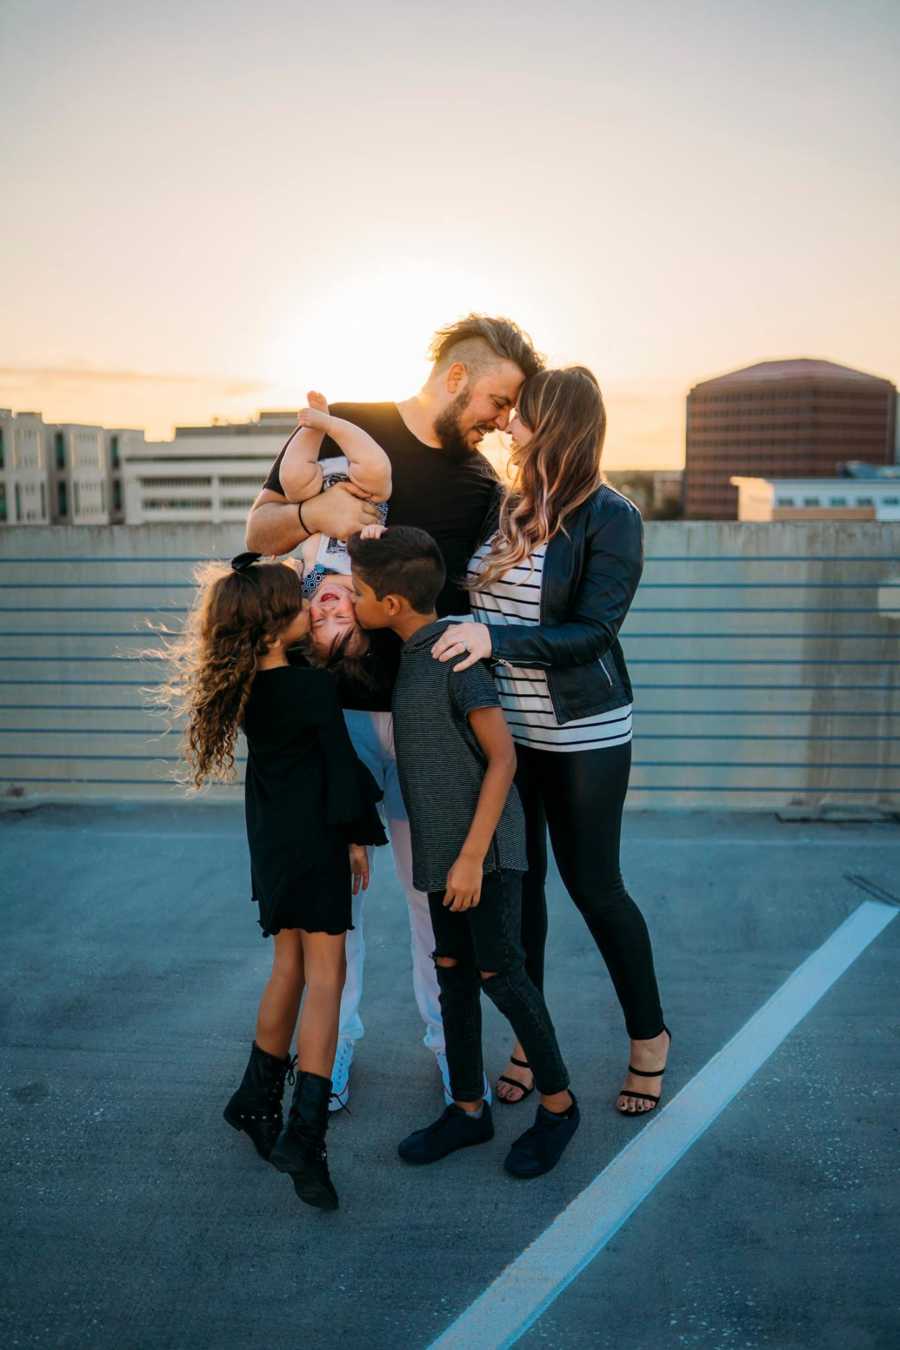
1, 521, 898, 812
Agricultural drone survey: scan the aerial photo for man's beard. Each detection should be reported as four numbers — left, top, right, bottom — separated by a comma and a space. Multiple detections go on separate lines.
434, 392, 488, 460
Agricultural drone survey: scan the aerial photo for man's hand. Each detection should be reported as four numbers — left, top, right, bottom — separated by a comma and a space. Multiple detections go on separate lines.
349, 844, 370, 895
246, 481, 380, 556
431, 621, 492, 672
443, 853, 483, 911
305, 481, 381, 539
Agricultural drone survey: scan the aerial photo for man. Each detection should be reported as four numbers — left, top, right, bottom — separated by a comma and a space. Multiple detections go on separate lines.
246, 313, 543, 1109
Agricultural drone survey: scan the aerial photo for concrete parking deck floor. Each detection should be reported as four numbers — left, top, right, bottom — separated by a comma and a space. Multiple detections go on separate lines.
2, 804, 898, 1350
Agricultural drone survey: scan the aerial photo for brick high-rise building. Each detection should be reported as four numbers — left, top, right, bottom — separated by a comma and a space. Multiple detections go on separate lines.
684, 359, 897, 519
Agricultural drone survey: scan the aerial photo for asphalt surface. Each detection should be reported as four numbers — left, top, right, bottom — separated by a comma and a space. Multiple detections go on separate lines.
2, 803, 898, 1350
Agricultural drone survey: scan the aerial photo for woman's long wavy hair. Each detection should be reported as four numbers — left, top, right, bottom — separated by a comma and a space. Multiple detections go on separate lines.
152, 560, 303, 789
472, 366, 606, 591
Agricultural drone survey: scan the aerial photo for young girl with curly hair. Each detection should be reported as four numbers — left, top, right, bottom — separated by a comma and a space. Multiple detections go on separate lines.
158, 554, 385, 1210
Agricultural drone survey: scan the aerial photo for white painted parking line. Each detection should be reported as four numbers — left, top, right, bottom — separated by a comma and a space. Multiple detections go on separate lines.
428, 899, 897, 1350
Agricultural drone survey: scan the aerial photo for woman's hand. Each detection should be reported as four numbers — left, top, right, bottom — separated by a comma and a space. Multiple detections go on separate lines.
349, 844, 370, 894
431, 621, 492, 672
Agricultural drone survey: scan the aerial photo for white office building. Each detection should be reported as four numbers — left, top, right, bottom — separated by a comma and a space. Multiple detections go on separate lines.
0, 409, 137, 525
732, 475, 900, 522
122, 411, 296, 524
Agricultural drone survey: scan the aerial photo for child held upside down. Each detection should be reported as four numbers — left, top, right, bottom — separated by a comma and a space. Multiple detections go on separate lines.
278, 393, 391, 668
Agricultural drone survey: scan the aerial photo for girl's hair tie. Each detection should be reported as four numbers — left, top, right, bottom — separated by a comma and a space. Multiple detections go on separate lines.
231, 551, 262, 573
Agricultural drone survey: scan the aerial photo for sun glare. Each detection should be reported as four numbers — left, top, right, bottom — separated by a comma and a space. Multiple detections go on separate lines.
262, 260, 541, 405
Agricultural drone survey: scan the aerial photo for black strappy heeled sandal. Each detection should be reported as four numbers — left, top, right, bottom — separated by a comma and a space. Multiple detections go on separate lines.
497, 1055, 535, 1105
616, 1027, 671, 1116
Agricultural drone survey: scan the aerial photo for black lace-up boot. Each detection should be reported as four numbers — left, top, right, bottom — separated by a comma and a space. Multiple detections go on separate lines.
269, 1070, 338, 1210
223, 1042, 296, 1161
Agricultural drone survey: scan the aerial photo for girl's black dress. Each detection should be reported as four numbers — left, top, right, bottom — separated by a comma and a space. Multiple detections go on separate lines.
243, 666, 386, 937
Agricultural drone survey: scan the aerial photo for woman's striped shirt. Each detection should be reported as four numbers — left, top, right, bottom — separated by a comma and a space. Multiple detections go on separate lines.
467, 542, 633, 754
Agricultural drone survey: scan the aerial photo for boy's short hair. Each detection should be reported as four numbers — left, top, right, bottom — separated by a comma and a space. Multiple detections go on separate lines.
348, 526, 446, 614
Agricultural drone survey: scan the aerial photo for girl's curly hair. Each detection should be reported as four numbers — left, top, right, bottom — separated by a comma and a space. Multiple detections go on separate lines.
152, 559, 303, 788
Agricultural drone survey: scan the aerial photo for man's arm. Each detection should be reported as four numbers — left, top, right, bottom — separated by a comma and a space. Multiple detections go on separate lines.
443, 705, 517, 911
245, 484, 382, 556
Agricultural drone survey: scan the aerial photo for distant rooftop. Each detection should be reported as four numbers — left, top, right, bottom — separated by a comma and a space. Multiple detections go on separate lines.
173, 411, 299, 439
839, 460, 900, 480
694, 358, 895, 391
731, 473, 900, 489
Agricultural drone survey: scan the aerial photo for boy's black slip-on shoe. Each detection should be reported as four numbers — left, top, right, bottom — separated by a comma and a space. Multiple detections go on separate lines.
504, 1094, 580, 1178
398, 1103, 494, 1165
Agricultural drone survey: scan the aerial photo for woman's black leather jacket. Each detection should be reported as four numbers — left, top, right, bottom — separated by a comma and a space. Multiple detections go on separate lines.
486, 484, 643, 725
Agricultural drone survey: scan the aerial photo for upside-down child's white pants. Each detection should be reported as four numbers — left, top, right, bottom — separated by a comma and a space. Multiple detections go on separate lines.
339, 710, 444, 1054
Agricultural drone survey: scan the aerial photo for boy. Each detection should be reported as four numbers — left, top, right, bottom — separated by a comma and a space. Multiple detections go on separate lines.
347, 525, 579, 1178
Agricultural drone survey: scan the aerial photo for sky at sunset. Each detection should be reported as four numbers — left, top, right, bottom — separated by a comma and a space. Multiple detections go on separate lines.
1, 0, 898, 468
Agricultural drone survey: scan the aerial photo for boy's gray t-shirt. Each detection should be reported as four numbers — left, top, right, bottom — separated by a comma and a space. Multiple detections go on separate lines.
392, 619, 527, 893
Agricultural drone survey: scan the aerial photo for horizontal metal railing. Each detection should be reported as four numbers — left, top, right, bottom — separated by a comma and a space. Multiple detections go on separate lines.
1, 522, 898, 809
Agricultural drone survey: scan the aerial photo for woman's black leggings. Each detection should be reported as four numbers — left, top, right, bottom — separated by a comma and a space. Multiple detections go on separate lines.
514, 739, 664, 1042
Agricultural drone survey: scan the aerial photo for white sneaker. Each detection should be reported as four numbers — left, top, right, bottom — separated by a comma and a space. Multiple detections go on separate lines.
329, 1037, 354, 1113
435, 1050, 492, 1107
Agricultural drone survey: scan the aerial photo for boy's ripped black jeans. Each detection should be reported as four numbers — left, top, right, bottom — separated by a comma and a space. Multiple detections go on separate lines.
428, 869, 570, 1103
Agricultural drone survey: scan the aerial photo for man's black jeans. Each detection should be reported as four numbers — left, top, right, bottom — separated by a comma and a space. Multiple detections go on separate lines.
428, 869, 569, 1103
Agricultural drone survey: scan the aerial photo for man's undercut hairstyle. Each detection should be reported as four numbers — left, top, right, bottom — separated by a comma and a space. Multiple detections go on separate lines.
348, 526, 446, 615
428, 314, 544, 384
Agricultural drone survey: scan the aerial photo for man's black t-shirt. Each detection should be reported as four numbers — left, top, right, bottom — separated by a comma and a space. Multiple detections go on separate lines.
263, 402, 500, 618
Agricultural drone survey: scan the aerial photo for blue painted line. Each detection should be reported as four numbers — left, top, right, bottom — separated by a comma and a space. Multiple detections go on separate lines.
649, 609, 900, 615
634, 734, 900, 742
643, 555, 900, 563
0, 556, 212, 564
625, 633, 890, 640
640, 582, 899, 589
0, 607, 188, 614
3, 730, 896, 743
7, 680, 895, 693
0, 632, 170, 639
0, 606, 895, 616
0, 755, 247, 766
0, 776, 240, 787
1, 554, 896, 565
0, 706, 888, 719
634, 683, 900, 691
2, 581, 897, 591
635, 709, 894, 717
5, 629, 895, 639
0, 657, 165, 663
633, 760, 896, 770
0, 707, 142, 718
629, 659, 898, 666
0, 582, 195, 590
0, 729, 172, 736
1, 753, 892, 772
628, 785, 893, 793
0, 776, 888, 793
2, 656, 896, 668
0, 680, 156, 686
428, 900, 898, 1350
6, 631, 894, 641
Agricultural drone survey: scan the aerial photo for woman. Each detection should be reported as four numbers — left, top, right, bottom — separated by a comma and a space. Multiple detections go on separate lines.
431, 366, 670, 1116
